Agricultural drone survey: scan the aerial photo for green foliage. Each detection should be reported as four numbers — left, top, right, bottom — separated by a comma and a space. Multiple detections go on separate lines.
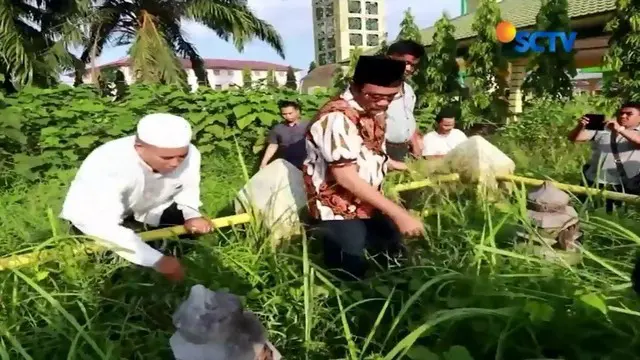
422, 14, 461, 112
0, 0, 89, 90
331, 48, 361, 93
603, 0, 640, 102
266, 69, 278, 87
465, 0, 509, 124
308, 61, 317, 72
242, 68, 253, 88
285, 66, 297, 89
521, 0, 576, 102
376, 32, 390, 55
0, 85, 328, 179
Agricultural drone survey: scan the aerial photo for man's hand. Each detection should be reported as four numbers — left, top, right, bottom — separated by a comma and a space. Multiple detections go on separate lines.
409, 131, 423, 157
388, 159, 408, 171
391, 210, 424, 237
154, 255, 185, 281
184, 217, 213, 234
606, 118, 623, 132
578, 116, 590, 128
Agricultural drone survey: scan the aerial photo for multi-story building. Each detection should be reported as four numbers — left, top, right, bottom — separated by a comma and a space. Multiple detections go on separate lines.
81, 57, 303, 91
312, 0, 386, 65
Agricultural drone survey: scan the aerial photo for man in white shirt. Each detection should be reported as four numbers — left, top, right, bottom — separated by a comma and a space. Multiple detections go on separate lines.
385, 40, 425, 161
422, 107, 468, 159
60, 113, 213, 281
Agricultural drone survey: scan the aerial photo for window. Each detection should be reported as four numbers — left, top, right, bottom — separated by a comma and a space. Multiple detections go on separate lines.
227, 70, 233, 76
325, 6, 333, 17
349, 33, 363, 46
348, 17, 361, 30
327, 37, 335, 49
365, 18, 378, 31
213, 69, 220, 75
317, 38, 325, 51
348, 0, 361, 13
366, 34, 379, 46
315, 7, 324, 20
365, 1, 378, 15
215, 84, 222, 90
318, 53, 326, 65
253, 71, 261, 76
326, 51, 336, 63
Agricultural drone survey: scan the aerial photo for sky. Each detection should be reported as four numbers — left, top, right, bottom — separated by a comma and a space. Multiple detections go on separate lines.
85, 0, 461, 72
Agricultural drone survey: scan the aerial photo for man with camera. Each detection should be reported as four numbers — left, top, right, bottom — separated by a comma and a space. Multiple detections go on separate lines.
567, 102, 640, 212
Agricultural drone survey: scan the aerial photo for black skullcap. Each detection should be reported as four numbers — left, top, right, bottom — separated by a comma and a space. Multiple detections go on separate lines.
352, 55, 405, 87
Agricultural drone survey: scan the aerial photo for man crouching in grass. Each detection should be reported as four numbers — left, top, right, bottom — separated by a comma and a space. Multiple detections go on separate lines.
303, 55, 424, 281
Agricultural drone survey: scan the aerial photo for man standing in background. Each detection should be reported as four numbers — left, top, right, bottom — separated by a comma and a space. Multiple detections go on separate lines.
260, 100, 309, 170
384, 40, 426, 161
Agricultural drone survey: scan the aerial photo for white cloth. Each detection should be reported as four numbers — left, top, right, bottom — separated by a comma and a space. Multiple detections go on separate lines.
137, 113, 192, 148
422, 129, 468, 156
60, 136, 203, 267
385, 82, 417, 143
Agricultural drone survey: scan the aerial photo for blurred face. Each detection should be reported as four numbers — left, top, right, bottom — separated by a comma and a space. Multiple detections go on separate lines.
388, 53, 419, 78
437, 117, 456, 134
280, 106, 300, 123
135, 140, 188, 174
352, 82, 402, 113
617, 106, 640, 128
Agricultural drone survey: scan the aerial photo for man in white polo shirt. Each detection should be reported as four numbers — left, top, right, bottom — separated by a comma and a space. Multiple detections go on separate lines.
385, 40, 425, 161
60, 113, 213, 281
422, 107, 468, 159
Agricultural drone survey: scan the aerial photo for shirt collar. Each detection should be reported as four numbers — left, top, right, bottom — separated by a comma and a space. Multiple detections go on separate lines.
393, 82, 408, 100
340, 88, 364, 112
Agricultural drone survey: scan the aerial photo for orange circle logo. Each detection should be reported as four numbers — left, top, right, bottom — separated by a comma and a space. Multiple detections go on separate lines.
496, 21, 516, 43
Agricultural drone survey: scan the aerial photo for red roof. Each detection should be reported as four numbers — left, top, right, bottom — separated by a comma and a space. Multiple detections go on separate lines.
95, 57, 299, 72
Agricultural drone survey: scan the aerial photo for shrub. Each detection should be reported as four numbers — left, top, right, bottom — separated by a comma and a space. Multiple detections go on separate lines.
0, 84, 328, 179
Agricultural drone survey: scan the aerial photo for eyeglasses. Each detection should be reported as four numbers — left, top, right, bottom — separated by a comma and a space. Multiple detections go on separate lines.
362, 92, 397, 102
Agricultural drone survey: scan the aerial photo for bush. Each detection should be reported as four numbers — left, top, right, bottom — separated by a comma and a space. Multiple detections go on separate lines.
0, 84, 329, 179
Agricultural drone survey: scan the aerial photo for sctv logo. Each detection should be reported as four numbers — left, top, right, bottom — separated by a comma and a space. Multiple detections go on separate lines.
496, 20, 576, 53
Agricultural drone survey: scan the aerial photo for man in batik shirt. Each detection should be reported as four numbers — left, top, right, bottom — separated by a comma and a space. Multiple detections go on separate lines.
303, 55, 424, 280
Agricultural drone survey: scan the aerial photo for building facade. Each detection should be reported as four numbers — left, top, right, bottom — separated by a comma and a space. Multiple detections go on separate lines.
82, 58, 303, 91
312, 0, 386, 65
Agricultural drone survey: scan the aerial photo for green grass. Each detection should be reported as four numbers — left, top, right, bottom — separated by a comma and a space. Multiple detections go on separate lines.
1, 140, 640, 360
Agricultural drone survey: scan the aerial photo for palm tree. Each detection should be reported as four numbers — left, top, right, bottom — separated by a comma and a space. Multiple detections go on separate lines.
79, 0, 285, 86
0, 0, 89, 92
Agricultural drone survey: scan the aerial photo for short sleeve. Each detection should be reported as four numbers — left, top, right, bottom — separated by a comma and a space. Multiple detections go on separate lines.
267, 126, 279, 144
309, 112, 362, 165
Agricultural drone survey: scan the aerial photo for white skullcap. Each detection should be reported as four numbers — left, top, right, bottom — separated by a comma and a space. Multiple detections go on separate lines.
136, 113, 192, 148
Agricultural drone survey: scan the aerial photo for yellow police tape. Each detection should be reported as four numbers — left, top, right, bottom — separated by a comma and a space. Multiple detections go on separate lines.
0, 173, 638, 271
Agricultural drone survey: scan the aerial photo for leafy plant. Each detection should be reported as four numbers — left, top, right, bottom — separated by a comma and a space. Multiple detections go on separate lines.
266, 69, 278, 88
465, 0, 509, 125
242, 68, 253, 88
285, 66, 297, 89
331, 47, 361, 93
603, 0, 640, 102
521, 0, 577, 102
0, 84, 328, 179
423, 13, 460, 112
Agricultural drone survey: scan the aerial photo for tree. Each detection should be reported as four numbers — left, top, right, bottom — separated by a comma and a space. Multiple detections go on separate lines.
331, 47, 362, 92
603, 0, 640, 102
424, 14, 460, 110
242, 68, 252, 88
308, 61, 317, 72
375, 32, 390, 55
0, 0, 89, 91
521, 0, 576, 102
266, 69, 278, 87
465, 0, 508, 122
397, 8, 428, 102
285, 66, 297, 89
80, 0, 284, 87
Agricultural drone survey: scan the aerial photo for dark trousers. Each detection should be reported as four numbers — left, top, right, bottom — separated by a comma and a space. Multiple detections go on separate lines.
386, 141, 410, 162
309, 212, 405, 281
70, 202, 196, 258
